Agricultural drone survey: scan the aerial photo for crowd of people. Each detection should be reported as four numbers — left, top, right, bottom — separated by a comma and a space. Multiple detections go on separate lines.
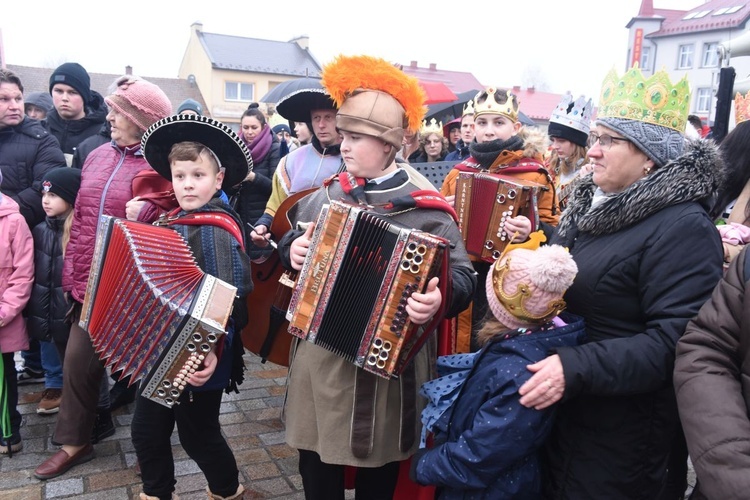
1, 53, 749, 500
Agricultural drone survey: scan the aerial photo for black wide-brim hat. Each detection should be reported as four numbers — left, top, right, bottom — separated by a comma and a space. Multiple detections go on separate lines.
142, 114, 252, 189
276, 88, 336, 123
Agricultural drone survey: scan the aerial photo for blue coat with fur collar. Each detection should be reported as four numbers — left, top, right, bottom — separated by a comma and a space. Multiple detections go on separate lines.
412, 314, 585, 499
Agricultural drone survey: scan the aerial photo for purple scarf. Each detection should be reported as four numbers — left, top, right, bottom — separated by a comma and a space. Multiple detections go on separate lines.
243, 124, 272, 164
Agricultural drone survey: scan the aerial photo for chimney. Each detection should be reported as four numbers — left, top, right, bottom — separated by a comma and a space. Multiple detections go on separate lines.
528, 86, 535, 93
410, 61, 418, 68
429, 63, 437, 71
291, 35, 309, 50
191, 22, 203, 34
125, 65, 132, 75
513, 85, 521, 91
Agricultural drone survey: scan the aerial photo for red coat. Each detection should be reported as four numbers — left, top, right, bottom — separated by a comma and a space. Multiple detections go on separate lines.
63, 142, 160, 302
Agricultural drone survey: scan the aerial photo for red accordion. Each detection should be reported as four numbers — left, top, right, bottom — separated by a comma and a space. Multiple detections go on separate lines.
286, 200, 449, 379
80, 216, 237, 408
455, 172, 542, 262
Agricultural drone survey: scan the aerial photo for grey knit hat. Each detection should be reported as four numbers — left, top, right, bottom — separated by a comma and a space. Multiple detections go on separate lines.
596, 117, 684, 168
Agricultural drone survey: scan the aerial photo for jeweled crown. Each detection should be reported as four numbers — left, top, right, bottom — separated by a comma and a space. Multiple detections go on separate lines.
549, 94, 594, 135
598, 64, 690, 133
735, 91, 750, 124
420, 118, 443, 137
462, 99, 475, 116
473, 87, 519, 122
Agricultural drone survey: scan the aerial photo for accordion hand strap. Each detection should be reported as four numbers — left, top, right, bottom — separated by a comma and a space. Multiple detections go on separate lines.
384, 191, 458, 223
336, 172, 368, 205
166, 211, 246, 253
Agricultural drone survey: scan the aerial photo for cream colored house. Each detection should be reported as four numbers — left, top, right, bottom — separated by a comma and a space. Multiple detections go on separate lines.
178, 22, 323, 130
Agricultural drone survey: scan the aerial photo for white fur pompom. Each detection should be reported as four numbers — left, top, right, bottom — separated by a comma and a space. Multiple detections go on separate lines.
526, 245, 578, 294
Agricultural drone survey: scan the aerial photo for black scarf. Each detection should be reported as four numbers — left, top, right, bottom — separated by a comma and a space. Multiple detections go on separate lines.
469, 136, 524, 169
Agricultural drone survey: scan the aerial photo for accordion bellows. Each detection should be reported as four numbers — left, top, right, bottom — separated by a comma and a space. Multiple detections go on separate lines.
80, 216, 237, 407
287, 201, 448, 379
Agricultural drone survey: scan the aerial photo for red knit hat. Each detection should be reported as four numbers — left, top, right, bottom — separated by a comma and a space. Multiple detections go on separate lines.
104, 76, 172, 133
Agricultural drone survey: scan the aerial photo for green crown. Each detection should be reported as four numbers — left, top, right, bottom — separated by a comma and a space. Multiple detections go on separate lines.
598, 64, 691, 133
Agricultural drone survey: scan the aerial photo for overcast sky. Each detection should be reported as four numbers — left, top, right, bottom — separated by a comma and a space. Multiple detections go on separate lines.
2, 0, 703, 105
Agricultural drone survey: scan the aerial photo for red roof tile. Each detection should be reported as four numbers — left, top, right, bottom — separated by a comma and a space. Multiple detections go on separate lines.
397, 62, 484, 94
510, 87, 568, 121
635, 0, 750, 37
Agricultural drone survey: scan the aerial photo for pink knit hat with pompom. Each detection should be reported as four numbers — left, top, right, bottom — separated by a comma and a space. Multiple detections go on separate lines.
486, 245, 578, 330
104, 76, 172, 133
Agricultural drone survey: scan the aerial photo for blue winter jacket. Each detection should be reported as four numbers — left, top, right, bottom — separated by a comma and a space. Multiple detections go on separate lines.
413, 313, 585, 499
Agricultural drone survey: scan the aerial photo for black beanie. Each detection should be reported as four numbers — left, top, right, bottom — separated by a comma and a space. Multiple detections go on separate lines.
49, 63, 92, 105
547, 122, 588, 148
42, 168, 82, 206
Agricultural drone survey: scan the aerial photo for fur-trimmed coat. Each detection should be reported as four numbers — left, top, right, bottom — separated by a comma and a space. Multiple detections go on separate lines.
545, 140, 724, 499
440, 127, 558, 226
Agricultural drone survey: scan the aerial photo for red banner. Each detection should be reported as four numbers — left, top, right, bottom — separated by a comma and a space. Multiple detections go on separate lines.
632, 29, 644, 67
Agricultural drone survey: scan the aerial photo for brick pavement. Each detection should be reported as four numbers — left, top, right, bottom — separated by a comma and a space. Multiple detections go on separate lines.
0, 353, 310, 500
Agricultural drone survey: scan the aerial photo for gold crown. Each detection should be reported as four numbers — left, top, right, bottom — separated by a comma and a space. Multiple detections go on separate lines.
462, 99, 475, 116
420, 118, 443, 136
473, 87, 519, 122
735, 91, 750, 125
492, 256, 567, 324
598, 64, 691, 133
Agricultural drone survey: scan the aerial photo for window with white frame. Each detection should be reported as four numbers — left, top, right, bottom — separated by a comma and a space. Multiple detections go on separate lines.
696, 88, 712, 113
640, 46, 652, 71
702, 42, 719, 67
225, 81, 254, 102
678, 44, 694, 69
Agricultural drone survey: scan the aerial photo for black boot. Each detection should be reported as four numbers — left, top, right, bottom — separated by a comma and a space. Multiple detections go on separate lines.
109, 376, 137, 411
91, 408, 115, 444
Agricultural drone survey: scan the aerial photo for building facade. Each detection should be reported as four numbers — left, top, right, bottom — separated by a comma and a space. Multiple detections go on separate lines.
627, 0, 750, 125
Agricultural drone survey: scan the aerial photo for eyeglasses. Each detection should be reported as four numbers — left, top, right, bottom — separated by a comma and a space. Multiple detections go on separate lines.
587, 132, 631, 150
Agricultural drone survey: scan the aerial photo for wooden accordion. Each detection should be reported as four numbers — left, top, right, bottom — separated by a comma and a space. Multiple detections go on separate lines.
286, 200, 448, 379
456, 172, 542, 262
80, 216, 237, 408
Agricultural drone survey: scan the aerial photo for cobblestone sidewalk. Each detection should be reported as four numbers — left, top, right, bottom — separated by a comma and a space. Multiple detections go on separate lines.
0, 354, 306, 499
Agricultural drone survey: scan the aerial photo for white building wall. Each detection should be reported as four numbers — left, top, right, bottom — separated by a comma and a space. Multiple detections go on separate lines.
628, 18, 750, 125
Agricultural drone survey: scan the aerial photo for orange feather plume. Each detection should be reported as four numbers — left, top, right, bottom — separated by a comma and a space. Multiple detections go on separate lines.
321, 55, 428, 132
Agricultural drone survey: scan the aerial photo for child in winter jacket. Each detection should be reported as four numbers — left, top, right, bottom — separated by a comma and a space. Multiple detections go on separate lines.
0, 170, 35, 455
26, 167, 81, 415
411, 242, 585, 499
440, 87, 559, 353
133, 114, 253, 500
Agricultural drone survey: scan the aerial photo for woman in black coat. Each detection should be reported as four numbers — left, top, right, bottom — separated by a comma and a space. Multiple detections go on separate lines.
515, 66, 724, 499
231, 103, 281, 257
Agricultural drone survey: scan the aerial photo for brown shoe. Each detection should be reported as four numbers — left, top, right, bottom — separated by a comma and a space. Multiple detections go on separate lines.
37, 388, 62, 415
34, 444, 95, 480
